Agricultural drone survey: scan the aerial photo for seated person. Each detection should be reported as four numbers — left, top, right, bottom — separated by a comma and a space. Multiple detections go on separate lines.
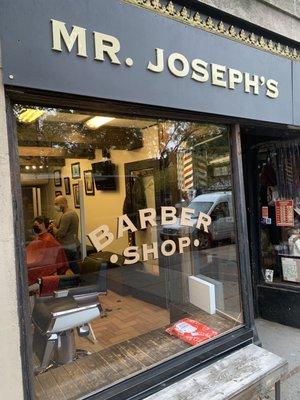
26, 216, 69, 285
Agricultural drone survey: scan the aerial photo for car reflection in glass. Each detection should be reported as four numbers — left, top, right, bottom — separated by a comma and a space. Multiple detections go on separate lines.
160, 191, 234, 249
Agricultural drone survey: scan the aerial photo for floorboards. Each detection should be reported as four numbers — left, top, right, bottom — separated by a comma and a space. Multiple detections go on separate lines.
34, 290, 238, 400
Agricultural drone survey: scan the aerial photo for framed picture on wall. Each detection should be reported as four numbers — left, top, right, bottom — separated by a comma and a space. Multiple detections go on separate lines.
64, 177, 71, 195
71, 162, 81, 179
55, 190, 62, 197
73, 183, 80, 208
84, 170, 95, 195
54, 170, 62, 186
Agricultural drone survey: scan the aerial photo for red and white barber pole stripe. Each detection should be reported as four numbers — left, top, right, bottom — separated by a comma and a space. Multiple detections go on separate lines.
177, 149, 208, 193
183, 151, 194, 190
177, 148, 194, 191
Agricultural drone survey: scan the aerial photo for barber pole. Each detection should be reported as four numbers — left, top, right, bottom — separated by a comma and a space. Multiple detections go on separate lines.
177, 151, 184, 191
177, 149, 208, 192
183, 151, 194, 190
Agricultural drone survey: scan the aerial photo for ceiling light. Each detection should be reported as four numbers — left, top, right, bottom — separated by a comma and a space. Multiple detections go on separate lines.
209, 156, 230, 165
18, 109, 45, 123
39, 166, 43, 169
32, 165, 37, 170
85, 116, 115, 130
194, 134, 223, 148
25, 166, 30, 170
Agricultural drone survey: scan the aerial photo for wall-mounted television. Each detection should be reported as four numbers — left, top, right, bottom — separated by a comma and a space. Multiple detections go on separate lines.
91, 161, 117, 191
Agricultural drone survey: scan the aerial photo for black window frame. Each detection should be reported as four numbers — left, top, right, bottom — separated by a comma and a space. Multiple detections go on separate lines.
5, 87, 256, 400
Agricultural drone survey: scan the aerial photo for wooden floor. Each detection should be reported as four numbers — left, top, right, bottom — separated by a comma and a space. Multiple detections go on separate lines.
34, 291, 239, 400
76, 290, 170, 353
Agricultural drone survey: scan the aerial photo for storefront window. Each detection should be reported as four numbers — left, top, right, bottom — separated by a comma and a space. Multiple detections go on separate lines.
257, 141, 300, 285
14, 105, 243, 399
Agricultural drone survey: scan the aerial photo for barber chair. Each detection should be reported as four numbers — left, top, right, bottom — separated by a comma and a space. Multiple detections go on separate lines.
32, 257, 107, 373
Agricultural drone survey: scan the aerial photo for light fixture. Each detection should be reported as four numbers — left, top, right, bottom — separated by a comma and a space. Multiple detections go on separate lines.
25, 166, 30, 170
32, 165, 37, 170
194, 134, 223, 148
39, 166, 43, 169
85, 116, 115, 130
18, 109, 45, 123
209, 155, 230, 165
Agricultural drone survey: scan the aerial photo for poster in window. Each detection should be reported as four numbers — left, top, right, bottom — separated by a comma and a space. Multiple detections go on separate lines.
261, 206, 271, 224
261, 207, 269, 218
281, 257, 300, 283
275, 199, 294, 227
264, 269, 274, 283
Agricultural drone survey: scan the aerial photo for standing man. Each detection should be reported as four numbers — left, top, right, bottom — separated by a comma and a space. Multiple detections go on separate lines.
51, 195, 81, 273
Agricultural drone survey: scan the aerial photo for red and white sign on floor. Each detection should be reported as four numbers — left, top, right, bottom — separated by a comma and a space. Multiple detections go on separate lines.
275, 200, 294, 227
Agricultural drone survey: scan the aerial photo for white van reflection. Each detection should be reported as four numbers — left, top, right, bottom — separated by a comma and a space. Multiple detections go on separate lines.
160, 191, 234, 249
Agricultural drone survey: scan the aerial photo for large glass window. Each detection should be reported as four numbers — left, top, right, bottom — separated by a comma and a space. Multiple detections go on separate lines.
257, 140, 300, 286
15, 105, 243, 399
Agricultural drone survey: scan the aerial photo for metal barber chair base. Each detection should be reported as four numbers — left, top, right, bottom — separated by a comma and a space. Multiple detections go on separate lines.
32, 294, 102, 373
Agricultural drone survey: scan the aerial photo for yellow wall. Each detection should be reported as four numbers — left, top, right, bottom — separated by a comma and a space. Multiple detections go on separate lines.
51, 125, 160, 254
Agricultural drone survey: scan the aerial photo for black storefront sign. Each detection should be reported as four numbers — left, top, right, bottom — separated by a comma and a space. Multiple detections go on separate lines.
0, 0, 298, 125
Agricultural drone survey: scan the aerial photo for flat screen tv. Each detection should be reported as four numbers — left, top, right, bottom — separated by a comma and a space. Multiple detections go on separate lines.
91, 161, 117, 191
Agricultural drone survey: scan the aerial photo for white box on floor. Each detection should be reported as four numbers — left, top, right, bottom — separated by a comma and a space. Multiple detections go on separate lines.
196, 274, 224, 312
188, 275, 216, 315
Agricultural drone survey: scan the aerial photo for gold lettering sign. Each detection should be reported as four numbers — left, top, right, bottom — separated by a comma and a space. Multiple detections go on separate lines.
51, 19, 279, 99
87, 206, 212, 265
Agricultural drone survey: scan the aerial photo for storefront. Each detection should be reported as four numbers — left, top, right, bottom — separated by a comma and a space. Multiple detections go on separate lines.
243, 127, 300, 328
0, 1, 299, 399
